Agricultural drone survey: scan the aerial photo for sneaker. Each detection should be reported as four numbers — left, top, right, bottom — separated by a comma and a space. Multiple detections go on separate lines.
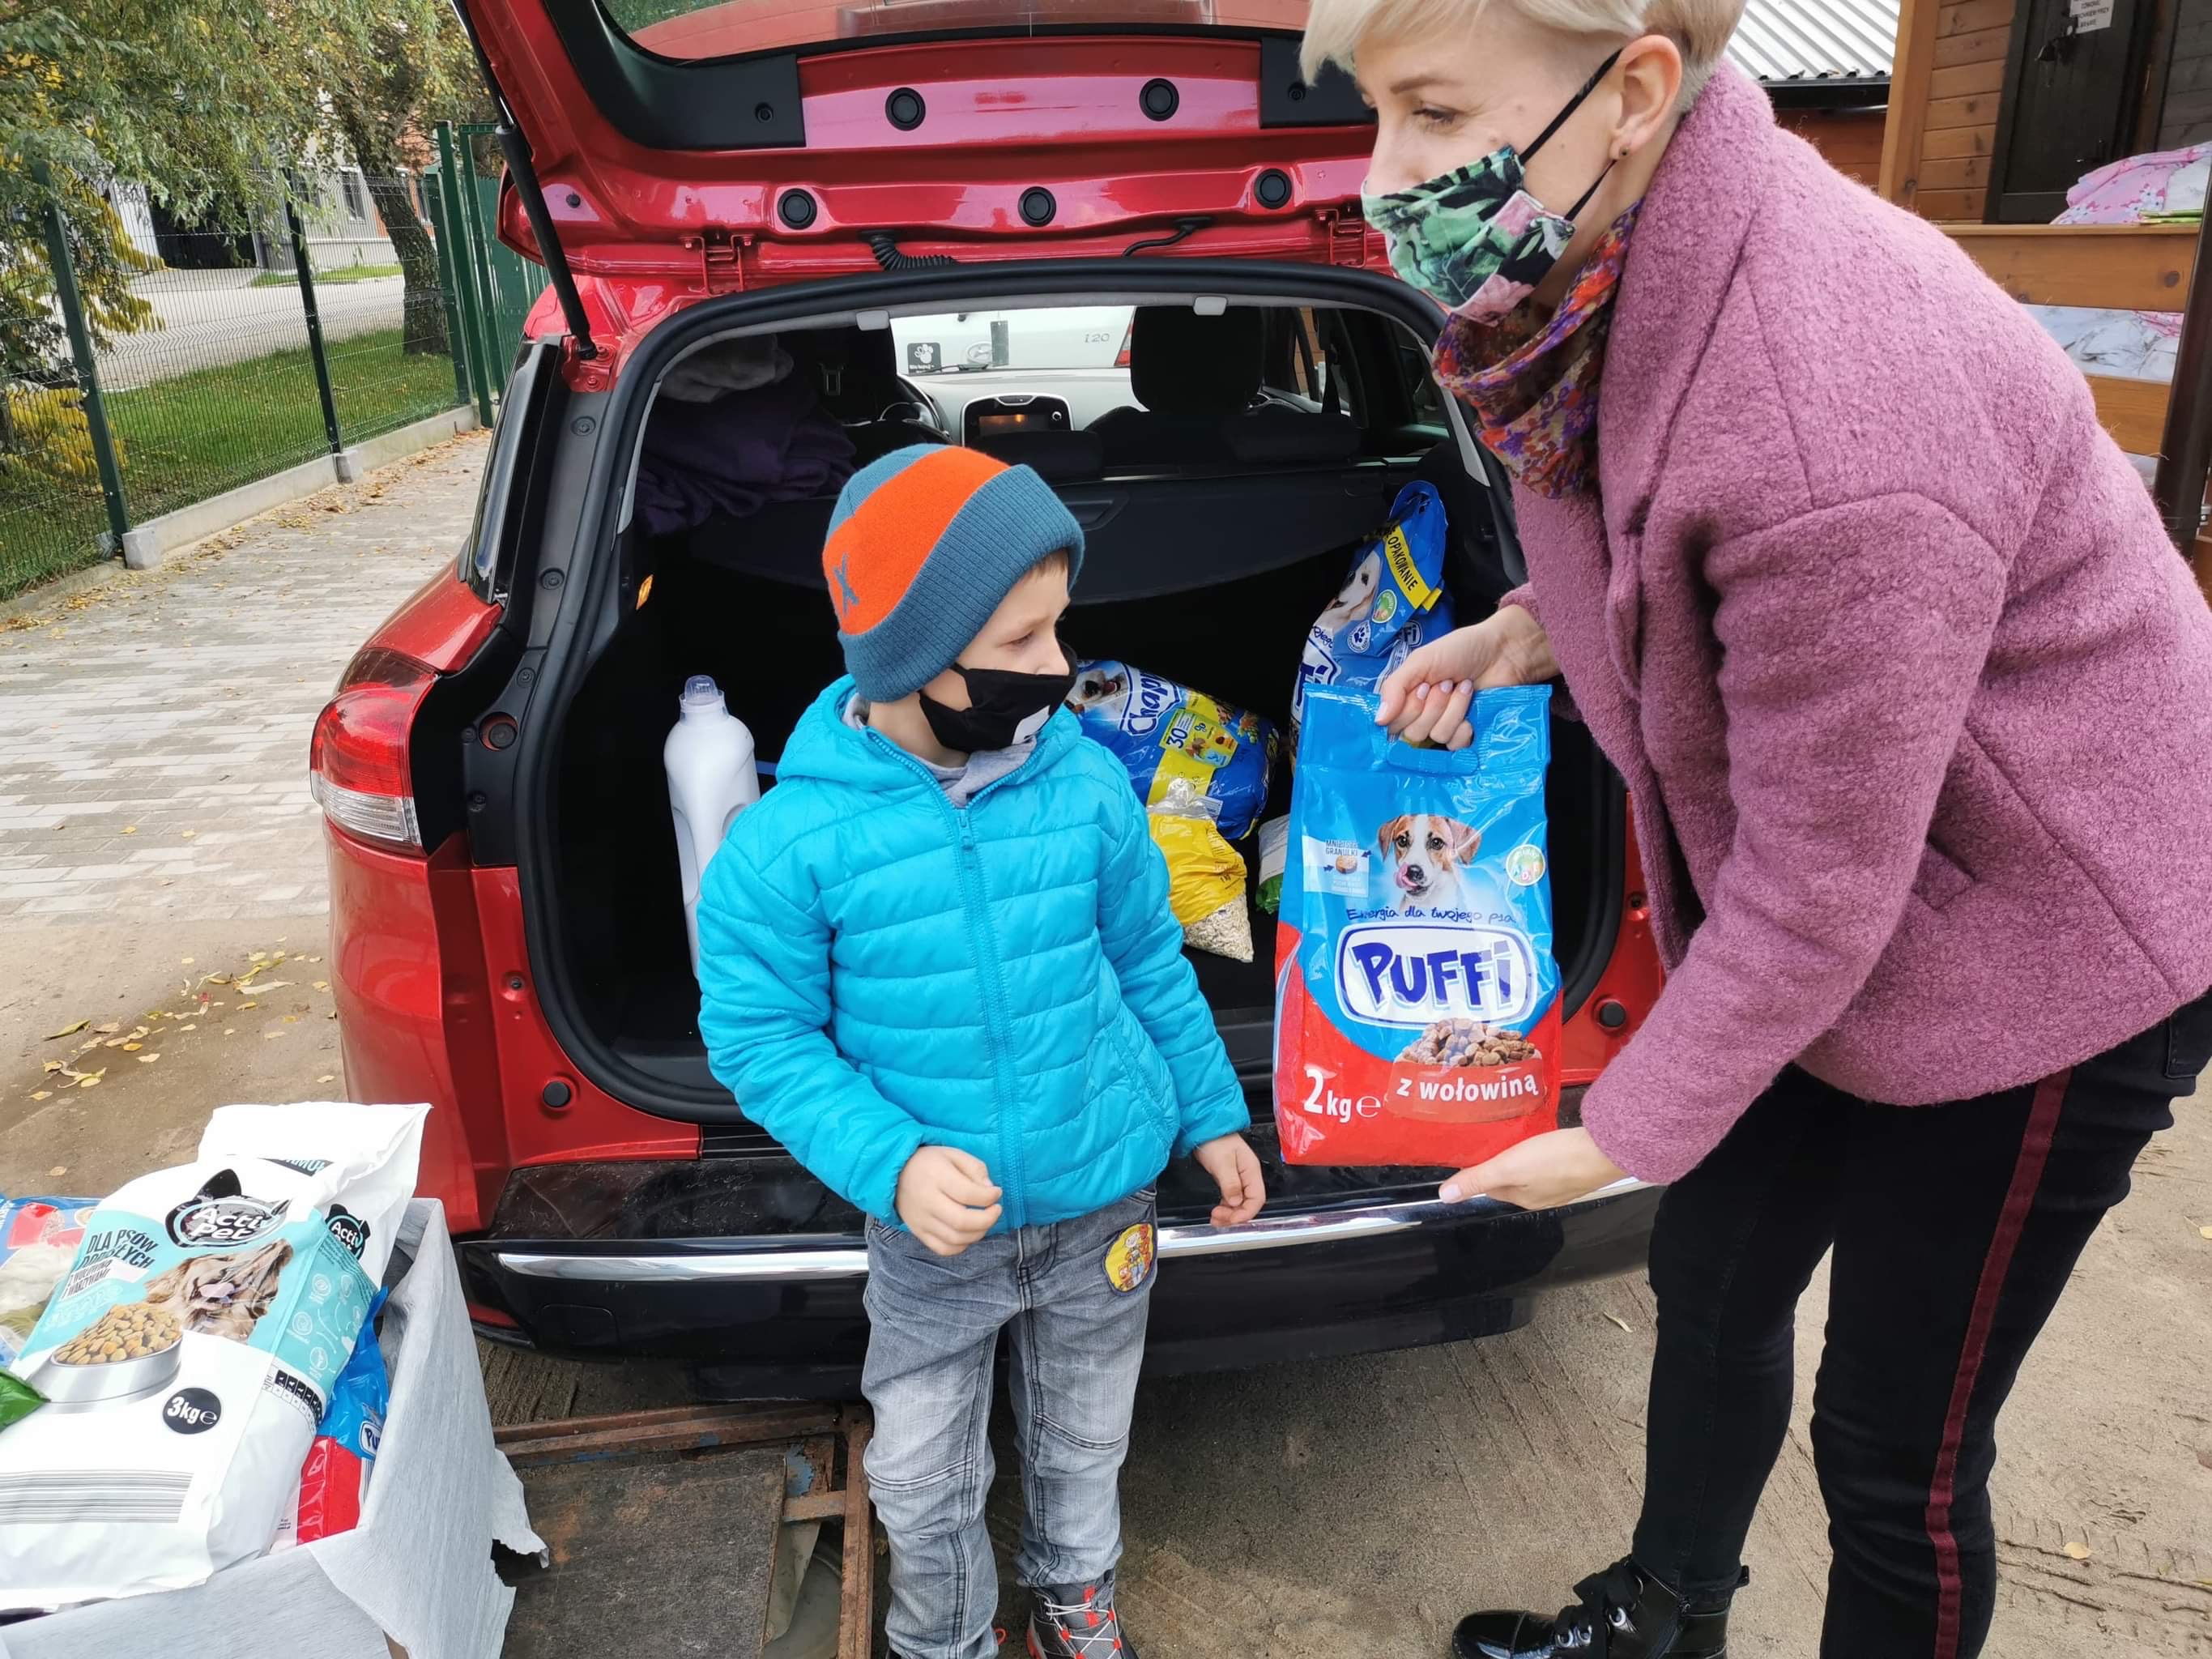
1450, 1559, 1741, 1658
1027, 1580, 1137, 1658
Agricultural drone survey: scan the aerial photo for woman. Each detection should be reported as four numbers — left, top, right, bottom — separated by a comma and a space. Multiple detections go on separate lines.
1297, 0, 2212, 1654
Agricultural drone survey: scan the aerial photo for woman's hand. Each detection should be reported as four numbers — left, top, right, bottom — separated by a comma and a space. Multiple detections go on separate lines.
1438, 1127, 1625, 1211
1375, 607, 1558, 749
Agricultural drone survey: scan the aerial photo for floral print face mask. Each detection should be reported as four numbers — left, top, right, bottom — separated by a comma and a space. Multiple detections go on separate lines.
1360, 49, 1621, 320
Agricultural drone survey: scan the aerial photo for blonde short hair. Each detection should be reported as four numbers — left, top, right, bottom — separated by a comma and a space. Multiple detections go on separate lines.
1300, 0, 1745, 109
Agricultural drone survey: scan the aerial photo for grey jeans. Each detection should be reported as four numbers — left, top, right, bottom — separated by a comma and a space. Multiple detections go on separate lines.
862, 1185, 1158, 1659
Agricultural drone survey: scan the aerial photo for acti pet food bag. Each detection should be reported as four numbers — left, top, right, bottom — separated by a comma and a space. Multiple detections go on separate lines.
1273, 684, 1558, 1166
1068, 660, 1278, 842
1291, 482, 1456, 744
0, 1102, 426, 1606
272, 1290, 389, 1550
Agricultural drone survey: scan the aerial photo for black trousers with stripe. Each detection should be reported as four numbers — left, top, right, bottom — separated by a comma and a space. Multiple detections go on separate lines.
1628, 987, 2212, 1657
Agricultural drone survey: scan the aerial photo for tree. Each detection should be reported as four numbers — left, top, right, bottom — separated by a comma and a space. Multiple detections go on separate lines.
302, 2, 488, 357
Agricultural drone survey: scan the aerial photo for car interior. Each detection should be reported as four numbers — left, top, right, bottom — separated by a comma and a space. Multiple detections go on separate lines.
539, 296, 1613, 1101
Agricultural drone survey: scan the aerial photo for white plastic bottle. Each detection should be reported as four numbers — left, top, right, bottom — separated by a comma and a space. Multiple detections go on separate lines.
665, 675, 760, 975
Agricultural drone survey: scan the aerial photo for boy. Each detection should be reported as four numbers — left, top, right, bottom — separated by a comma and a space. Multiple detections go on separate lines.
696, 445, 1264, 1659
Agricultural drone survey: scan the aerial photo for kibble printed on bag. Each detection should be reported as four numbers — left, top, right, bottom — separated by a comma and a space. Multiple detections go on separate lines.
1273, 685, 1560, 1166
0, 1102, 426, 1606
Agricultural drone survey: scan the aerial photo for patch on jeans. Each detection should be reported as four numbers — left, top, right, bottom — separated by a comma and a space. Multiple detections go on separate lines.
1104, 1222, 1155, 1294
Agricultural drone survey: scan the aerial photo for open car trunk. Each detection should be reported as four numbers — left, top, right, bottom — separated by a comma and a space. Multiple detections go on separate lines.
510, 275, 1625, 1128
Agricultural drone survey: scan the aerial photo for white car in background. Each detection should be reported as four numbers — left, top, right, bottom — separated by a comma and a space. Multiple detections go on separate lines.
893, 306, 1132, 374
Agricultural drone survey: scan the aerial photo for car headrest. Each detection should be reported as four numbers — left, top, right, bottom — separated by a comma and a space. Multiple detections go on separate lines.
1129, 306, 1264, 417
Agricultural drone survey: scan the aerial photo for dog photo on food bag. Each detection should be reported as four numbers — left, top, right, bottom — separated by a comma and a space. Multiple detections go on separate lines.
1380, 812, 1481, 912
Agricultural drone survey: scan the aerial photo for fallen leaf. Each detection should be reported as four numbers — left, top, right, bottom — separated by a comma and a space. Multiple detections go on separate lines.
29, 1090, 51, 1101
138, 1053, 159, 1064
1604, 1312, 1633, 1333
93, 1021, 119, 1034
181, 829, 195, 838
2198, 1448, 2212, 1472
179, 1023, 196, 1031
2062, 1542, 2091, 1562
240, 1001, 258, 1010
181, 957, 194, 966
200, 973, 230, 985
43, 1018, 89, 1039
264, 1031, 284, 1040
245, 981, 293, 995
2200, 1226, 2212, 1241
77, 1076, 101, 1090
283, 1014, 298, 1024
224, 1028, 237, 1036
317, 1074, 336, 1084
121, 1042, 142, 1051
121, 825, 137, 834
249, 951, 267, 962
48, 1167, 63, 1177
313, 981, 329, 992
42, 1060, 62, 1073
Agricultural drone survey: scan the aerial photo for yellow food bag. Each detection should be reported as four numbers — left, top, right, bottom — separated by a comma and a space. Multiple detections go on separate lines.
1149, 810, 1254, 962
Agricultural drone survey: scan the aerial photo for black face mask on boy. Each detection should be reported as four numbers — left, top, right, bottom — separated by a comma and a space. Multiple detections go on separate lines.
919, 644, 1078, 755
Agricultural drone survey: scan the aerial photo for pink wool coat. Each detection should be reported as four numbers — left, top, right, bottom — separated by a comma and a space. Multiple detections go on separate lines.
1503, 63, 2212, 1183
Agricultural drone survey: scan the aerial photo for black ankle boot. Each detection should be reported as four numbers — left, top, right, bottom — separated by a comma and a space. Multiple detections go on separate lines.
1450, 1559, 1742, 1658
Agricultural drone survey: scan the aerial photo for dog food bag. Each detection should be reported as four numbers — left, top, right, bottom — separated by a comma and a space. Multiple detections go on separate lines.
0, 1101, 427, 1606
1273, 684, 1558, 1166
1290, 482, 1456, 744
1148, 783, 1255, 963
1068, 660, 1278, 842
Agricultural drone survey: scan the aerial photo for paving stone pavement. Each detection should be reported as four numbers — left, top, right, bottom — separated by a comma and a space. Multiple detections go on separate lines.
0, 433, 488, 928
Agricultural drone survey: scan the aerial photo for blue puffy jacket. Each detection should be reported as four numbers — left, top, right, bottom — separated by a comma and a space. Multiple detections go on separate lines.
696, 678, 1249, 1230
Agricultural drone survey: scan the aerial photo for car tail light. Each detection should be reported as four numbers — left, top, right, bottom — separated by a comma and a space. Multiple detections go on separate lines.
1115, 322, 1133, 369
311, 646, 434, 851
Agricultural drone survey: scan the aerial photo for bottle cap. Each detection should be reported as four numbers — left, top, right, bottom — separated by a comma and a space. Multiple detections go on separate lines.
680, 675, 722, 712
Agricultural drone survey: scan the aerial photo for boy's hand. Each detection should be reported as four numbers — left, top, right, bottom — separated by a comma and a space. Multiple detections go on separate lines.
1192, 1134, 1265, 1227
894, 1146, 1004, 1256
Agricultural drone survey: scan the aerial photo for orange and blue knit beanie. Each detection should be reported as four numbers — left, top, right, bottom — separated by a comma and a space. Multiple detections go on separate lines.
822, 444, 1085, 702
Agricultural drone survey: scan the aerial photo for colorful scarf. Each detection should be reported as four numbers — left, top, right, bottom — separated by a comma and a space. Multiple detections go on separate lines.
1432, 203, 1640, 499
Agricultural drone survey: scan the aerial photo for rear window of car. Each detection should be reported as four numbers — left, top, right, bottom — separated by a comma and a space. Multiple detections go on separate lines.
611, 0, 1312, 62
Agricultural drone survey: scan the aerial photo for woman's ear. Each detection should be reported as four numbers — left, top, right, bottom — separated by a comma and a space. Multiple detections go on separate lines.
1613, 34, 1684, 156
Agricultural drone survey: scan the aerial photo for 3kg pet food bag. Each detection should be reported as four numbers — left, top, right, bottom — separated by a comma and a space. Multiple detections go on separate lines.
1290, 482, 1456, 744
1068, 660, 1278, 841
1274, 685, 1558, 1166
0, 1102, 427, 1607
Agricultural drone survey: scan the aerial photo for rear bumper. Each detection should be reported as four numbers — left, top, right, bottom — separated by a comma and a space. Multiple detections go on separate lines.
457, 1178, 1660, 1397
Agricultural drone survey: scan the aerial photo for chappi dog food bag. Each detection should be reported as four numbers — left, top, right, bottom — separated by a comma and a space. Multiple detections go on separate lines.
1068, 660, 1278, 842
1273, 684, 1558, 1166
0, 1102, 426, 1606
1290, 481, 1456, 745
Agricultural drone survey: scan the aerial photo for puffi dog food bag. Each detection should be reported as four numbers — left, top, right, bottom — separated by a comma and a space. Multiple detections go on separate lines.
1274, 685, 1558, 1166
0, 1101, 426, 1606
1289, 481, 1455, 745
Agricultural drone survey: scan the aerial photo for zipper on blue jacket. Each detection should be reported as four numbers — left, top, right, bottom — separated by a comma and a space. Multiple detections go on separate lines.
857, 723, 1038, 1229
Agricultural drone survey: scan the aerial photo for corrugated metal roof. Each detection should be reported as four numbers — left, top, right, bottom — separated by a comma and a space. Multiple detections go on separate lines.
1728, 0, 1898, 83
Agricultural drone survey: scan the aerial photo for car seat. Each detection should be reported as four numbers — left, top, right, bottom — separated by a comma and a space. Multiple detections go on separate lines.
1089, 306, 1359, 470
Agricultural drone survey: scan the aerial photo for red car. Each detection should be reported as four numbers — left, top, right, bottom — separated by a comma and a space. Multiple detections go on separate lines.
312, 0, 1665, 1396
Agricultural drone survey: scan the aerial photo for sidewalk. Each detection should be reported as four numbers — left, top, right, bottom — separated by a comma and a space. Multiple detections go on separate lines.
0, 433, 485, 928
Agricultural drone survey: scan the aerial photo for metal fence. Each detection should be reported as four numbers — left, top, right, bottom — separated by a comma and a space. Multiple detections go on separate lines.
1, 129, 534, 603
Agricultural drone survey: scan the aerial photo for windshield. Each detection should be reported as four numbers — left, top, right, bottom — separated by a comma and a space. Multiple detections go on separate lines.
614, 0, 1311, 62
890, 308, 1134, 375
